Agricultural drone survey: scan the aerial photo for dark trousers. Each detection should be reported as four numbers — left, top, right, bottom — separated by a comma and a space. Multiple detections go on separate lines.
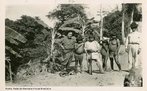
109, 51, 121, 70
62, 50, 74, 69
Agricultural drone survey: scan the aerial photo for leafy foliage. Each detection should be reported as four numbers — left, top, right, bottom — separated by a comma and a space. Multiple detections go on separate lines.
5, 15, 52, 81
47, 4, 87, 22
103, 3, 142, 43
47, 4, 89, 35
103, 11, 122, 40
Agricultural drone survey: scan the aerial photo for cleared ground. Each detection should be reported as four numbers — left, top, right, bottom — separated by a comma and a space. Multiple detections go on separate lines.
6, 45, 140, 87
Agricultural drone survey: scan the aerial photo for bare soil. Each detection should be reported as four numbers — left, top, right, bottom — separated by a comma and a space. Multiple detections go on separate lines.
6, 45, 137, 87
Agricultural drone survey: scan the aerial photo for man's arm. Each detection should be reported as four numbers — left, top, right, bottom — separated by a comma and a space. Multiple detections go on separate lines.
139, 32, 141, 48
117, 39, 121, 53
125, 36, 129, 52
117, 39, 120, 47
138, 33, 141, 54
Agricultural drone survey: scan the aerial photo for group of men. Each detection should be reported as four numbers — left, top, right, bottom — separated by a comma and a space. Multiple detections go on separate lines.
55, 22, 141, 74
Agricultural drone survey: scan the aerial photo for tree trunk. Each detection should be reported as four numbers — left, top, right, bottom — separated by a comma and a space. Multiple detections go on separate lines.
121, 5, 125, 44
7, 61, 12, 82
100, 4, 103, 41
51, 30, 54, 57
50, 28, 56, 73
129, 9, 134, 33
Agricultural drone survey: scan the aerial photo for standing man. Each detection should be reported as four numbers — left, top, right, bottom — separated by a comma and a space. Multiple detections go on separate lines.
85, 35, 104, 74
125, 22, 141, 70
100, 39, 109, 71
56, 31, 76, 70
109, 35, 121, 71
74, 35, 84, 73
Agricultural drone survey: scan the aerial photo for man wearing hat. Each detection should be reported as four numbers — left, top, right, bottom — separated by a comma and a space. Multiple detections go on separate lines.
56, 31, 76, 70
125, 22, 141, 70
85, 35, 104, 74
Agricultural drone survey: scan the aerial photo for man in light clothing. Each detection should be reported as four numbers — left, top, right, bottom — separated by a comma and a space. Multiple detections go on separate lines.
125, 22, 141, 70
85, 35, 104, 74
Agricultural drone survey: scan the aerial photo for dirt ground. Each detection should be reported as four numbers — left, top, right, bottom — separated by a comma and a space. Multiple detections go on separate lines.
6, 45, 139, 87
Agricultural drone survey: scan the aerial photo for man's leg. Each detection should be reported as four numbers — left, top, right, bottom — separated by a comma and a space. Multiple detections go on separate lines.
102, 56, 107, 71
95, 55, 104, 73
74, 56, 78, 73
62, 51, 73, 70
96, 61, 104, 73
102, 56, 105, 70
114, 54, 121, 71
88, 59, 92, 75
128, 45, 133, 70
134, 53, 139, 68
79, 55, 83, 73
110, 57, 114, 71
109, 52, 114, 71
66, 52, 73, 69
104, 52, 109, 71
132, 45, 139, 68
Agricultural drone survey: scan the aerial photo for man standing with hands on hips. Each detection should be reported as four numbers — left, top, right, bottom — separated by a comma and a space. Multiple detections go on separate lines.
56, 31, 76, 71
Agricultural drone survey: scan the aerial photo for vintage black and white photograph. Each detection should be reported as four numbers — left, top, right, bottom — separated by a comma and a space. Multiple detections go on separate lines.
5, 2, 142, 87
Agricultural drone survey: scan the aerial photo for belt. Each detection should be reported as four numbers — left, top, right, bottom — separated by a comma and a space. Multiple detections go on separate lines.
129, 43, 139, 45
64, 48, 74, 50
93, 51, 100, 53
87, 50, 100, 53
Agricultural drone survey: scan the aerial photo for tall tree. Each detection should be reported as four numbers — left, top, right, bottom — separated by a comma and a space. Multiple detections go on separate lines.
47, 4, 88, 35
121, 4, 125, 44
47, 4, 87, 23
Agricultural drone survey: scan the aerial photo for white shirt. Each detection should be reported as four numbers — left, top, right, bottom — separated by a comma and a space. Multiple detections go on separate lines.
125, 31, 141, 48
85, 41, 101, 60
84, 41, 101, 52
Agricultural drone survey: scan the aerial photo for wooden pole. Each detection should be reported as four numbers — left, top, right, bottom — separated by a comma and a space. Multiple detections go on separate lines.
7, 60, 12, 82
121, 4, 125, 44
50, 28, 56, 73
51, 28, 54, 57
100, 4, 103, 41
129, 9, 134, 33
